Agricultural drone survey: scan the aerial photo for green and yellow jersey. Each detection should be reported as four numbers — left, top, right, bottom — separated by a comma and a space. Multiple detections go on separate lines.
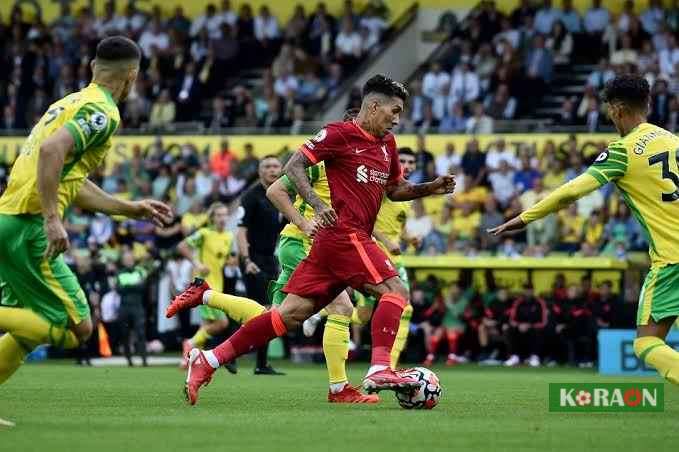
0, 83, 120, 218
185, 227, 234, 291
279, 161, 331, 247
521, 122, 679, 268
374, 197, 410, 265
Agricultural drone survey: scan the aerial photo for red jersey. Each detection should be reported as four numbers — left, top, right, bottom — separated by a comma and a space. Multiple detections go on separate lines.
300, 120, 402, 234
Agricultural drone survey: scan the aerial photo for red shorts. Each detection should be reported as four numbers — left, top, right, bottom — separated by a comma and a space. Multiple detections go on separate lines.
283, 228, 398, 309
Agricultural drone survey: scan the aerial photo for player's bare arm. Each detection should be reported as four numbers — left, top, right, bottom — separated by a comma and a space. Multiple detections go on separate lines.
75, 179, 173, 226
37, 127, 75, 259
488, 173, 600, 236
283, 151, 337, 227
266, 177, 317, 238
385, 175, 456, 201
237, 226, 260, 274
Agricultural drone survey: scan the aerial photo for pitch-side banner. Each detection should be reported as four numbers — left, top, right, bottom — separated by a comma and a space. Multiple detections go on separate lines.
0, 133, 617, 174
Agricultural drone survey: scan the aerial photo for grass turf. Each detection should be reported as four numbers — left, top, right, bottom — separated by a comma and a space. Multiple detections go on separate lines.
1, 360, 676, 452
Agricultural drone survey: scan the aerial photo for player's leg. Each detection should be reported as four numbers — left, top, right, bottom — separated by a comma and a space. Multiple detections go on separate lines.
424, 326, 445, 366
445, 327, 465, 365
632, 265, 679, 384
0, 334, 29, 385
322, 292, 378, 403
390, 264, 412, 369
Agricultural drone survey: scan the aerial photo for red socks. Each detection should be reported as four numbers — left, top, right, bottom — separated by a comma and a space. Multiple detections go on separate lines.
371, 293, 407, 366
447, 330, 461, 354
428, 334, 443, 355
214, 310, 287, 365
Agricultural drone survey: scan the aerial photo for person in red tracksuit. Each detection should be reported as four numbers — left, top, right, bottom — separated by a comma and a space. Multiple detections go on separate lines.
503, 283, 548, 367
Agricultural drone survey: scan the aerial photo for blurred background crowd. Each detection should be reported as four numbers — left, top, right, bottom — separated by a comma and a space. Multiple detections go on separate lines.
0, 0, 668, 366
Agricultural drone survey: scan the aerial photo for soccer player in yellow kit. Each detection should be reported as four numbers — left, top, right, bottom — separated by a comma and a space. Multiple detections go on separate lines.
0, 36, 172, 424
177, 202, 237, 370
490, 74, 679, 386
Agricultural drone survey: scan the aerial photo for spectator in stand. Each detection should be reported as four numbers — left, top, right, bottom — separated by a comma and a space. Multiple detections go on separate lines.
285, 4, 307, 43
546, 21, 573, 65
485, 83, 517, 120
555, 97, 577, 126
559, 0, 582, 34
649, 79, 673, 128
406, 199, 434, 253
581, 208, 605, 253
641, 0, 665, 36
486, 138, 517, 171
210, 140, 237, 180
335, 16, 362, 69
576, 84, 599, 124
438, 101, 467, 133
254, 5, 281, 59
534, 0, 561, 35
504, 283, 547, 367
457, 140, 484, 189
659, 35, 679, 78
450, 62, 480, 108
168, 6, 191, 37
465, 102, 494, 134
435, 142, 460, 177
190, 3, 223, 39
510, 0, 536, 28
274, 67, 299, 98
296, 71, 326, 105
324, 63, 343, 99
95, 1, 124, 37
411, 135, 436, 183
148, 89, 176, 129
218, 0, 238, 27
360, 5, 387, 47
422, 62, 450, 101
489, 159, 516, 208
307, 13, 334, 63
616, 0, 636, 34
583, 0, 609, 57
556, 203, 584, 253
478, 197, 504, 251
611, 33, 638, 66
174, 62, 201, 121
138, 18, 170, 59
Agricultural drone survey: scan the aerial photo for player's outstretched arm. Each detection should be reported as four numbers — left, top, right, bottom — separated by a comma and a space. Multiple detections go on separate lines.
385, 175, 456, 201
266, 177, 317, 238
75, 179, 173, 226
284, 151, 337, 227
488, 173, 602, 236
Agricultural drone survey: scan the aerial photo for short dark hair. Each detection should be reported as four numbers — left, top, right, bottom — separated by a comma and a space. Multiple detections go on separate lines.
96, 36, 141, 62
398, 147, 415, 157
362, 74, 409, 101
601, 74, 650, 112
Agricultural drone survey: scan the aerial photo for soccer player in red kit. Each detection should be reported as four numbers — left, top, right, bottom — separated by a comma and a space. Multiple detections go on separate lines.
176, 75, 456, 405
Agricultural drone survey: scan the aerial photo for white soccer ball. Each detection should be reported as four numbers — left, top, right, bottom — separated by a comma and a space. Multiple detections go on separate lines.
395, 367, 442, 409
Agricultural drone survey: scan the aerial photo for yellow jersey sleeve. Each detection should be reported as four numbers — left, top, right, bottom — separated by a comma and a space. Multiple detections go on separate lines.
63, 102, 119, 155
520, 173, 601, 224
185, 228, 205, 249
585, 140, 629, 186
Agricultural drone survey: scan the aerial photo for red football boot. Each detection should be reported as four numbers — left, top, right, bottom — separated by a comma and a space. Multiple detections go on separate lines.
362, 368, 421, 394
179, 339, 192, 369
166, 278, 210, 318
184, 348, 216, 405
328, 385, 380, 404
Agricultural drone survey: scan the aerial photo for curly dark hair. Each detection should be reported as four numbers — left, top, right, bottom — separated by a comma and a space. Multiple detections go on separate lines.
601, 74, 650, 112
362, 74, 409, 101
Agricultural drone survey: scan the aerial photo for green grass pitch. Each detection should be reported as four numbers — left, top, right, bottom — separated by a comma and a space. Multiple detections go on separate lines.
1, 360, 676, 452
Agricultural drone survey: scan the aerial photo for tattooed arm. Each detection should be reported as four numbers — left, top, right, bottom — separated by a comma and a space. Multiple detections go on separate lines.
385, 175, 456, 201
283, 151, 338, 226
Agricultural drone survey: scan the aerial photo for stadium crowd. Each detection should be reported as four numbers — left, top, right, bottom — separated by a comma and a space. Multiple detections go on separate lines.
0, 0, 391, 132
400, 0, 679, 134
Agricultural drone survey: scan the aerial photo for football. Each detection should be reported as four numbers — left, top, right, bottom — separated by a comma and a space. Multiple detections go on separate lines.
395, 367, 443, 410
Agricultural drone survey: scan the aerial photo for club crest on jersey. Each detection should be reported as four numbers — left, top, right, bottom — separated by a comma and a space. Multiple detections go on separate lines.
381, 145, 389, 161
90, 112, 108, 132
594, 150, 609, 163
356, 164, 369, 183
